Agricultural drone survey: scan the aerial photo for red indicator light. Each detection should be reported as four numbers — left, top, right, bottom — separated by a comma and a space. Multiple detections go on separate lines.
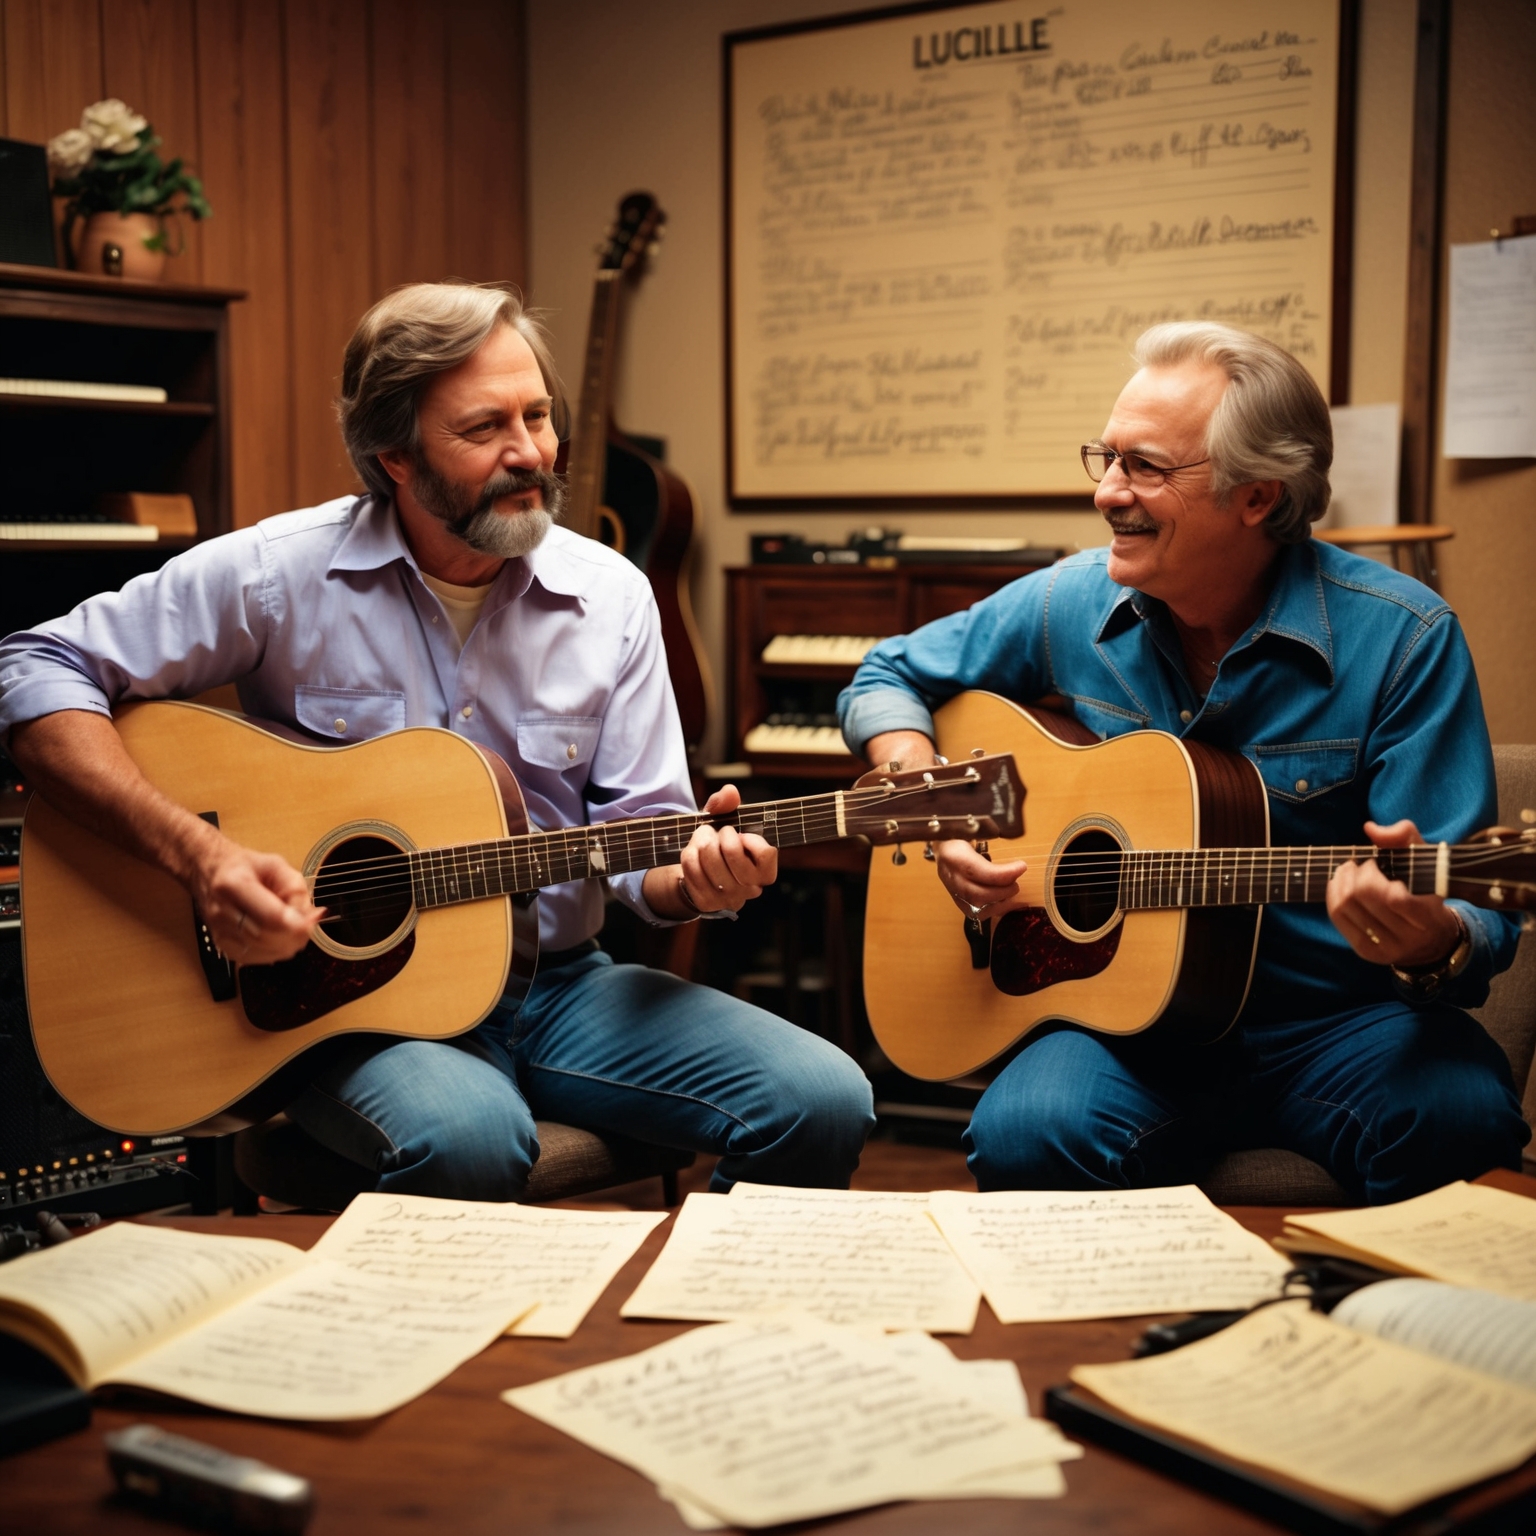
176, 1153, 186, 1163
121, 1139, 135, 1154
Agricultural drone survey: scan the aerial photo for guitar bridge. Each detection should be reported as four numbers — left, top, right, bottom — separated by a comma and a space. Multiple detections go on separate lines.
193, 811, 238, 1002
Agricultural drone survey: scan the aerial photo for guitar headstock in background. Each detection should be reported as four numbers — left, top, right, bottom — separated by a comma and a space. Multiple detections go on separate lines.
597, 191, 665, 276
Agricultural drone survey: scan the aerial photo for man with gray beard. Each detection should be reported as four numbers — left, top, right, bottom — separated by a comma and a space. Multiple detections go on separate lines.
0, 282, 874, 1199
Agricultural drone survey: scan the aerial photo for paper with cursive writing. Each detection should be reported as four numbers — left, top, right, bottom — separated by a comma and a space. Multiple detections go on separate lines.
111, 1260, 534, 1419
1072, 1301, 1536, 1514
620, 1188, 980, 1332
0, 1221, 307, 1387
308, 1192, 666, 1337
729, 0, 1340, 498
505, 1313, 1074, 1528
1283, 1182, 1536, 1302
929, 1185, 1290, 1322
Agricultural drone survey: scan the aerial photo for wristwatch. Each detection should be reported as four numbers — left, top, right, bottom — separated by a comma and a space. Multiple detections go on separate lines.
1390, 910, 1472, 1001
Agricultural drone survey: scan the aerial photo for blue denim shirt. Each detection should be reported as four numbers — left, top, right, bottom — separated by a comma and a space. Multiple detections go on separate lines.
839, 541, 1519, 1021
0, 495, 694, 949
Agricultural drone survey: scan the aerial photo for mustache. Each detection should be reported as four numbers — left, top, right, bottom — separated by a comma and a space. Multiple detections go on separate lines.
1103, 512, 1158, 535
472, 466, 565, 514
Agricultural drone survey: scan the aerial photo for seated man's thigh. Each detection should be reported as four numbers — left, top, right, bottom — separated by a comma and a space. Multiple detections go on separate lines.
513, 954, 873, 1189
965, 1025, 1226, 1191
287, 1031, 539, 1201
1256, 1001, 1530, 1204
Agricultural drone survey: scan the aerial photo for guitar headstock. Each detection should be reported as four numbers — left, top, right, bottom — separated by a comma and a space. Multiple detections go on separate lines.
846, 754, 1024, 845
599, 192, 665, 275
1453, 824, 1536, 915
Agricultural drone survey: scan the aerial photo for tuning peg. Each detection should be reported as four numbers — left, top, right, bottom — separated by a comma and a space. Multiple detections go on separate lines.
892, 845, 907, 866
923, 843, 936, 861
971, 748, 985, 758
1523, 809, 1536, 824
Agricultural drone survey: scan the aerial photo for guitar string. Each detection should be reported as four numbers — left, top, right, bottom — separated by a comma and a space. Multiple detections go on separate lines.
308, 839, 1530, 915
310, 836, 1527, 902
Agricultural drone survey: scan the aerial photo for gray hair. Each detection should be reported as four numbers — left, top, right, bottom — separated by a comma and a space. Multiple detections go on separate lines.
1132, 322, 1332, 543
337, 282, 568, 503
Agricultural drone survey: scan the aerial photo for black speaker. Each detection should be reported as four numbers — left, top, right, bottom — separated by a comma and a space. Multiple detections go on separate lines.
0, 927, 194, 1216
0, 139, 58, 269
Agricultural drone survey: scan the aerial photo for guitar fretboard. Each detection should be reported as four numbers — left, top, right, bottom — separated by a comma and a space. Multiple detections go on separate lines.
1118, 844, 1442, 910
406, 795, 847, 910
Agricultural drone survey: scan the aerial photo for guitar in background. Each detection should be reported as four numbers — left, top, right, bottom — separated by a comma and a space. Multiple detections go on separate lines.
562, 192, 712, 761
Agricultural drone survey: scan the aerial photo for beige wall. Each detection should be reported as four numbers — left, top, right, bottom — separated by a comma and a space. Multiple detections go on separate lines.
1434, 0, 1536, 745
526, 0, 1528, 758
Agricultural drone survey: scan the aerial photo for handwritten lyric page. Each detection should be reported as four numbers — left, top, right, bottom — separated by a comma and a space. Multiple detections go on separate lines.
928, 1185, 1291, 1322
620, 1188, 980, 1332
307, 1192, 666, 1338
0, 1221, 308, 1387
504, 1313, 1075, 1528
1072, 1302, 1536, 1515
729, 0, 1339, 498
111, 1260, 534, 1420
1283, 1181, 1536, 1302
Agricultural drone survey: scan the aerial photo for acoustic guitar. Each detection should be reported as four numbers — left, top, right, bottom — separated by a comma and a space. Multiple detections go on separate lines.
865, 691, 1536, 1082
563, 191, 712, 759
20, 701, 1021, 1136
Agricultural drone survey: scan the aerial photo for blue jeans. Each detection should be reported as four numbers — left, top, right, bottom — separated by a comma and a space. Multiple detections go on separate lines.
286, 950, 874, 1199
965, 1001, 1529, 1205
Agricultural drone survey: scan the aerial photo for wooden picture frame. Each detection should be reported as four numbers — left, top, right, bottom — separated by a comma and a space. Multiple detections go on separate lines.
724, 0, 1357, 509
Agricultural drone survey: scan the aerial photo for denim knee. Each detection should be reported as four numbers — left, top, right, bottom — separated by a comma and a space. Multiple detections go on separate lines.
376, 1112, 540, 1202
965, 1086, 1097, 1190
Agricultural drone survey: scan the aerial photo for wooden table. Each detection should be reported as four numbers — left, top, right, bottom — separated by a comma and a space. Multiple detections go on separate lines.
0, 1200, 1331, 1536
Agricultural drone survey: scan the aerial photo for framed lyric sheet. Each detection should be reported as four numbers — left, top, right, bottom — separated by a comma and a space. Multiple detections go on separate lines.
725, 0, 1353, 505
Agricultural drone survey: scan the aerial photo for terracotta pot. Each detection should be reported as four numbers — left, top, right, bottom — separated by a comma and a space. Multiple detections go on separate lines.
74, 211, 166, 281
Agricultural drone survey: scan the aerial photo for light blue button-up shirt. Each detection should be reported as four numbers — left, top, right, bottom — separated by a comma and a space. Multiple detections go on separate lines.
0, 495, 693, 949
839, 541, 1519, 1021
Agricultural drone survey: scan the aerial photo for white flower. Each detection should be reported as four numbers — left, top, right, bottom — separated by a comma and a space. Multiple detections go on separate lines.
80, 98, 147, 154
48, 127, 95, 176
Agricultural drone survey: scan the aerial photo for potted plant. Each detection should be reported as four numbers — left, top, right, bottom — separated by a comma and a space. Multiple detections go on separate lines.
47, 99, 211, 280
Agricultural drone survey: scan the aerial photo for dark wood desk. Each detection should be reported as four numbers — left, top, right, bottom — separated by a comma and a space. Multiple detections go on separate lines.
4, 1201, 1312, 1535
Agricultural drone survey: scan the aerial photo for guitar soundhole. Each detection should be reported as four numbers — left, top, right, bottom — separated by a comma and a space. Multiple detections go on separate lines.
1053, 829, 1123, 935
313, 834, 413, 951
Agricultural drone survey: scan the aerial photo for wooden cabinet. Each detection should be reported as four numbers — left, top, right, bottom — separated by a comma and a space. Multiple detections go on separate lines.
0, 262, 244, 633
726, 562, 1050, 779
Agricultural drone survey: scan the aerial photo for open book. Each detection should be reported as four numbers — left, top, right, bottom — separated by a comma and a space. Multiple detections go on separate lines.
1060, 1279, 1536, 1522
1278, 1180, 1536, 1302
0, 1196, 661, 1420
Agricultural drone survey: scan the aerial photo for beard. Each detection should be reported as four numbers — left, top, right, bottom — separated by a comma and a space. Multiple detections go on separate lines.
409, 453, 567, 559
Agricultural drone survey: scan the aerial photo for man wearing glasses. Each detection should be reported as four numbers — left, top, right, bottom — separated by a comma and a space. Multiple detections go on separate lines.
840, 321, 1526, 1205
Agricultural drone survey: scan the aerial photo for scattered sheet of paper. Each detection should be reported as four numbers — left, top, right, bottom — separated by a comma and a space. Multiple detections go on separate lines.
620, 1188, 979, 1333
505, 1313, 1076, 1529
928, 1186, 1290, 1323
1333, 1279, 1536, 1394
309, 1192, 666, 1338
113, 1259, 536, 1420
1284, 1181, 1536, 1302
0, 1220, 308, 1386
1073, 1301, 1536, 1515
1442, 234, 1536, 458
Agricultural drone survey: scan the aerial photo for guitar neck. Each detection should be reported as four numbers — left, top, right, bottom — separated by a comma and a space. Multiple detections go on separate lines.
1120, 844, 1449, 910
565, 272, 622, 540
407, 792, 848, 910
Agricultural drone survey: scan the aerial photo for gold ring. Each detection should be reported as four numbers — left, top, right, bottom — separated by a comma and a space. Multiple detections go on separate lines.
1364, 926, 1381, 945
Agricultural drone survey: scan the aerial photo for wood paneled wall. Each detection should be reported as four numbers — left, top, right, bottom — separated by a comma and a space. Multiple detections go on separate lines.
0, 0, 527, 526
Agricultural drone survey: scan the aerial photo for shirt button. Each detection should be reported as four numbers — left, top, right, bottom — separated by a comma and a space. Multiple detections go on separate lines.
334, 718, 346, 734
1295, 778, 1309, 793
1179, 710, 1192, 724
567, 743, 578, 760
461, 706, 473, 720
431, 614, 439, 624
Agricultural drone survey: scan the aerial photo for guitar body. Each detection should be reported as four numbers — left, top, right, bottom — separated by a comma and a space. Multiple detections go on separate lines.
21, 703, 528, 1135
600, 432, 711, 754
865, 692, 1268, 1081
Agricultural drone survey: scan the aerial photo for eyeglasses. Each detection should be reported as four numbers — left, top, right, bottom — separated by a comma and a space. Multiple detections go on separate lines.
1080, 444, 1210, 488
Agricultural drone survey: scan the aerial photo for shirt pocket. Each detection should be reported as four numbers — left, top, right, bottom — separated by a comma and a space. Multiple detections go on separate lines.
517, 715, 603, 772
294, 684, 407, 741
1248, 739, 1360, 804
